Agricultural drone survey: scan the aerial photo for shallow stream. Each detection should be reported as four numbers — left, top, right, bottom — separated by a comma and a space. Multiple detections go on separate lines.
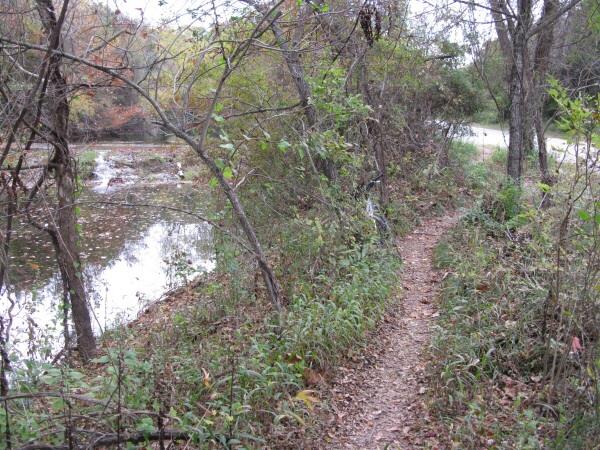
2, 143, 214, 360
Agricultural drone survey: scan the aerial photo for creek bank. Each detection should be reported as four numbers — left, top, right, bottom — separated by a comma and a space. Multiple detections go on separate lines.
78, 142, 206, 188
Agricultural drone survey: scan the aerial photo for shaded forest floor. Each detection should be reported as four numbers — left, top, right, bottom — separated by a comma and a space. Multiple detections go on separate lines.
319, 213, 461, 449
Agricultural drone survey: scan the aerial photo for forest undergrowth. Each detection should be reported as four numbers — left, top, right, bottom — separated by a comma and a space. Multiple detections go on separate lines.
430, 99, 600, 447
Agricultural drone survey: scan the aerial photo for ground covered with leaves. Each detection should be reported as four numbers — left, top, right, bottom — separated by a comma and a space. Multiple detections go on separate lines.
319, 213, 460, 449
429, 153, 599, 448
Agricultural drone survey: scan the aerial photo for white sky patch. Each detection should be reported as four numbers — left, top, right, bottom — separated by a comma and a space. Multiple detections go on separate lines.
112, 0, 242, 26
110, 0, 506, 57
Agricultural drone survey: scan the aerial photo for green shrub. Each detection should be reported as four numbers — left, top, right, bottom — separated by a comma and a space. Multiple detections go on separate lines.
465, 162, 491, 191
76, 149, 97, 180
450, 141, 479, 166
486, 181, 522, 222
284, 242, 399, 368
490, 146, 508, 166
431, 183, 600, 448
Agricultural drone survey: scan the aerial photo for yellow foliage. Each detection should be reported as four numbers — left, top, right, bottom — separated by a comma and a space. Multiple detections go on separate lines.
293, 389, 319, 410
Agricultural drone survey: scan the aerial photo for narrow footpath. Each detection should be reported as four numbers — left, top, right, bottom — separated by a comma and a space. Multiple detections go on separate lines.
321, 213, 460, 449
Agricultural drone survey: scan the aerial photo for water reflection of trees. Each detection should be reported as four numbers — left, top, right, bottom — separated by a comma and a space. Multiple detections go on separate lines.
2, 272, 67, 361
160, 221, 213, 288
6, 184, 208, 292
3, 182, 214, 350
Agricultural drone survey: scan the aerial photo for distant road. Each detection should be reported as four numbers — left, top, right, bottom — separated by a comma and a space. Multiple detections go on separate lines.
464, 124, 597, 165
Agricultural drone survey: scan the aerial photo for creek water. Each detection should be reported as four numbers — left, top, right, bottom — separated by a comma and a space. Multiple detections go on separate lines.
2, 144, 214, 361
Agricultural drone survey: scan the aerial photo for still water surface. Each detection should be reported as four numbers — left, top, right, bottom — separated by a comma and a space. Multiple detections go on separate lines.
2, 145, 214, 360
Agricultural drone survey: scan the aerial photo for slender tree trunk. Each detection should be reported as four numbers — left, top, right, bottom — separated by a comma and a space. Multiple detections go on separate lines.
35, 0, 96, 359
192, 144, 282, 312
366, 118, 388, 207
358, 61, 390, 207
507, 44, 526, 181
50, 154, 96, 359
0, 178, 15, 398
438, 125, 452, 169
533, 0, 560, 186
374, 129, 388, 207
268, 22, 337, 180
0, 177, 15, 293
535, 113, 552, 183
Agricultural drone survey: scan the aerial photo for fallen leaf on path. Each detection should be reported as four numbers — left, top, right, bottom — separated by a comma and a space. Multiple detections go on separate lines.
571, 336, 583, 354
294, 390, 320, 410
201, 367, 211, 387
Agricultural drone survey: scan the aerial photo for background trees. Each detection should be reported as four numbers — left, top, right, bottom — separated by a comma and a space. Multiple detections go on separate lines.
467, 0, 596, 181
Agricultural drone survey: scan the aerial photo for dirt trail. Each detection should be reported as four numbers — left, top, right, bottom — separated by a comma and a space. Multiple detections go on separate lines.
321, 213, 460, 449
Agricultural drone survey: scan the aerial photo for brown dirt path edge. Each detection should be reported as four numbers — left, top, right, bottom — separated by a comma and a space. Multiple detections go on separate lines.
319, 213, 461, 449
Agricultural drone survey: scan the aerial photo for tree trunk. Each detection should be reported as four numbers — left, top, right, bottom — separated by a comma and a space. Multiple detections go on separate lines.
490, 0, 535, 181
532, 0, 560, 186
507, 45, 526, 181
374, 130, 388, 207
35, 0, 96, 359
358, 61, 389, 207
506, 0, 532, 181
50, 153, 96, 359
535, 113, 552, 183
438, 125, 452, 169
